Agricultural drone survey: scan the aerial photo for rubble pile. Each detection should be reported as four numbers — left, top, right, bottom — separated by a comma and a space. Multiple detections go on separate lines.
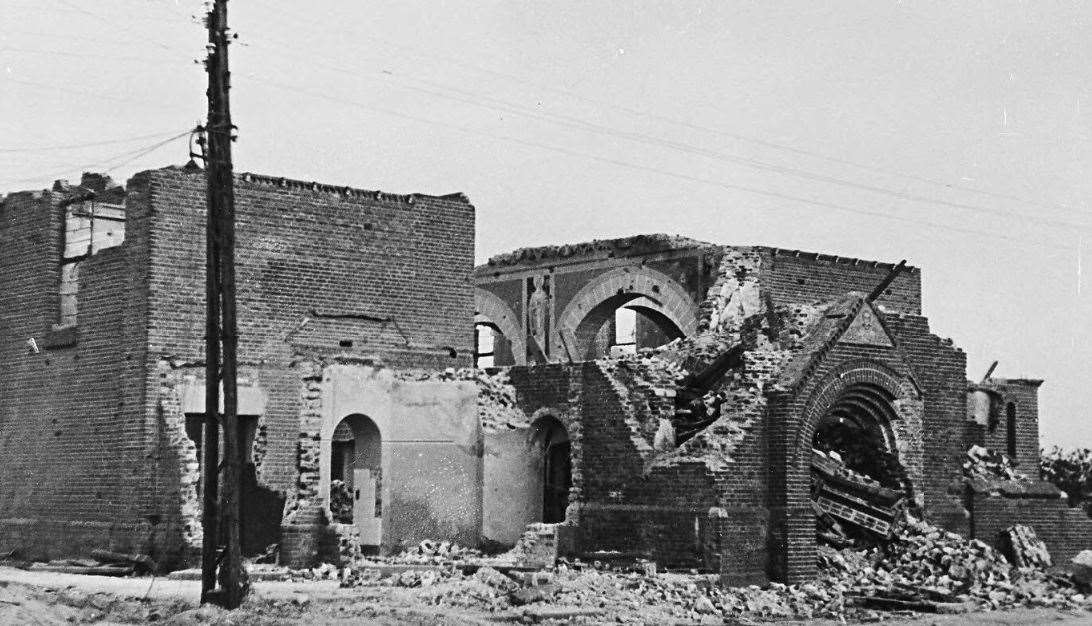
812, 448, 907, 546
818, 515, 1086, 611
1002, 524, 1052, 569
394, 539, 482, 565
327, 516, 1088, 622
964, 445, 1032, 483
328, 480, 353, 524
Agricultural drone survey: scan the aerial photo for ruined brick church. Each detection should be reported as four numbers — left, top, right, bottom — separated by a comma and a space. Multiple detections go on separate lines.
1, 167, 1087, 584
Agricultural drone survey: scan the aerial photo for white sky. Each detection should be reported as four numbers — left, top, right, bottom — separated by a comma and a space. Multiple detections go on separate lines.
2, 1, 1089, 448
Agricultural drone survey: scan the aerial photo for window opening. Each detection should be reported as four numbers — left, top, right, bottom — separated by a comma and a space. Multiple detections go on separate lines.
1006, 402, 1017, 459
475, 322, 496, 368
58, 201, 125, 327
610, 306, 637, 356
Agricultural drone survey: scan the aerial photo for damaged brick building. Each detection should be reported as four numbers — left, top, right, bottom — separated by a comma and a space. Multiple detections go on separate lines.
1, 170, 1087, 585
0, 168, 477, 570
473, 234, 1092, 584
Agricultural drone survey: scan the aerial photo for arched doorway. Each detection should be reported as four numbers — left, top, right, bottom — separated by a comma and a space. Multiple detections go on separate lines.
329, 414, 382, 547
533, 416, 571, 523
774, 362, 922, 582
812, 383, 906, 492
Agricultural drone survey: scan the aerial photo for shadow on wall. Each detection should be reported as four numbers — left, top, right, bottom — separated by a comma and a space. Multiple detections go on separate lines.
241, 463, 285, 557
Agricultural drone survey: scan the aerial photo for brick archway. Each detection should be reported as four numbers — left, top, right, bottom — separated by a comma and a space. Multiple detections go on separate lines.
770, 360, 920, 582
554, 267, 698, 359
475, 288, 525, 366
529, 407, 584, 524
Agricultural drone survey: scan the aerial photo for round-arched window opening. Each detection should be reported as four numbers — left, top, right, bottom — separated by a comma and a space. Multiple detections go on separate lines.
575, 294, 686, 361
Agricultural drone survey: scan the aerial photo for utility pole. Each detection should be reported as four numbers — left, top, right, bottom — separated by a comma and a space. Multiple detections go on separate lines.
200, 0, 246, 608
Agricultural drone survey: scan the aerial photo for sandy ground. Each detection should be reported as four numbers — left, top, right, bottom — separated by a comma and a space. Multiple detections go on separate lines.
0, 566, 1090, 625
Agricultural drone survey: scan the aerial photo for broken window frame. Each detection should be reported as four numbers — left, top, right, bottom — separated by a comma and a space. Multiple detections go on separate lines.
474, 322, 497, 368
57, 200, 125, 328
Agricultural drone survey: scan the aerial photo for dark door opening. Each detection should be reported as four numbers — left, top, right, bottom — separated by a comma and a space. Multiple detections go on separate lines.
543, 440, 571, 523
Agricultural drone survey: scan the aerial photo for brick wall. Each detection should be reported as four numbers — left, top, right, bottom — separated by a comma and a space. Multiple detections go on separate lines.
137, 168, 475, 552
0, 167, 476, 566
505, 362, 740, 573
756, 248, 921, 315
884, 314, 969, 528
0, 179, 154, 562
978, 379, 1042, 470
971, 492, 1092, 565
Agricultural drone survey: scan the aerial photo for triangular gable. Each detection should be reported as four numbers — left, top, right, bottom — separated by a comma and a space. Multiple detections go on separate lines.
777, 296, 916, 391
839, 302, 893, 347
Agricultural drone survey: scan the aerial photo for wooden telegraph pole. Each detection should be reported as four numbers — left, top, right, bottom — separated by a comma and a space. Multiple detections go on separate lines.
200, 0, 246, 608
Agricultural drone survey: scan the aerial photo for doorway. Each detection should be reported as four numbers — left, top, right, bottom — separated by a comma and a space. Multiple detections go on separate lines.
329, 414, 382, 547
536, 417, 571, 524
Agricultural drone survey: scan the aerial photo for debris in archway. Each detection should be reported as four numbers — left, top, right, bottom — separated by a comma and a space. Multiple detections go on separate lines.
812, 449, 908, 546
329, 480, 353, 524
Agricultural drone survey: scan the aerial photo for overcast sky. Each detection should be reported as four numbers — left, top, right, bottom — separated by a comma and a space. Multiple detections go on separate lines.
2, 1, 1089, 448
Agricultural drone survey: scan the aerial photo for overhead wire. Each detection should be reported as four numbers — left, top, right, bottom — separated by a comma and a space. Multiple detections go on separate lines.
1, 130, 195, 154
4, 77, 195, 111
0, 130, 194, 188
55, 0, 190, 53
244, 25, 1092, 234
246, 75, 1076, 253
265, 6, 1087, 221
13, 4, 1079, 252
0, 46, 183, 65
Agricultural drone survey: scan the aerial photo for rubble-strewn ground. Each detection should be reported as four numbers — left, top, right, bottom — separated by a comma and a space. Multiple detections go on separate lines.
0, 565, 1090, 625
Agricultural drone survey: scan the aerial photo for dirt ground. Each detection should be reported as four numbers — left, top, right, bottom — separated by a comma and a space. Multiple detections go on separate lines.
0, 566, 1090, 625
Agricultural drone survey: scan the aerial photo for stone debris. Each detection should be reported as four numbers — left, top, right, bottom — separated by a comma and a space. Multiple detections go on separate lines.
269, 517, 1088, 623
1002, 524, 1052, 569
1070, 550, 1092, 591
395, 539, 482, 564
964, 445, 1032, 483
819, 514, 1084, 612
813, 448, 907, 543
498, 523, 560, 569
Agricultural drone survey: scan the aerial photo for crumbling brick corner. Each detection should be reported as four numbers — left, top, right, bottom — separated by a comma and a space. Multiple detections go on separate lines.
144, 360, 203, 570
279, 359, 327, 569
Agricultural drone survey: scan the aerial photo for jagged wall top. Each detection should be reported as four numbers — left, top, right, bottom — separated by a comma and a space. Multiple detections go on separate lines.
480, 233, 717, 269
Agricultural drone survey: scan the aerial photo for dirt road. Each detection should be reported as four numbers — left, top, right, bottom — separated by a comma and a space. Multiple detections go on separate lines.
0, 565, 1089, 625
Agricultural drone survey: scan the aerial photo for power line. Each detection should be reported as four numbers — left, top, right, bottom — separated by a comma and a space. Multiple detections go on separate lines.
56, 0, 190, 53
0, 130, 193, 188
0, 46, 184, 65
264, 8, 1087, 222
249, 75, 1076, 254
5, 77, 194, 110
0, 130, 185, 154
245, 30, 1092, 234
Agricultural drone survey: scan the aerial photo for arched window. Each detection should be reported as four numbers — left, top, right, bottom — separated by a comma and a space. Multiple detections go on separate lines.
1006, 402, 1017, 459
